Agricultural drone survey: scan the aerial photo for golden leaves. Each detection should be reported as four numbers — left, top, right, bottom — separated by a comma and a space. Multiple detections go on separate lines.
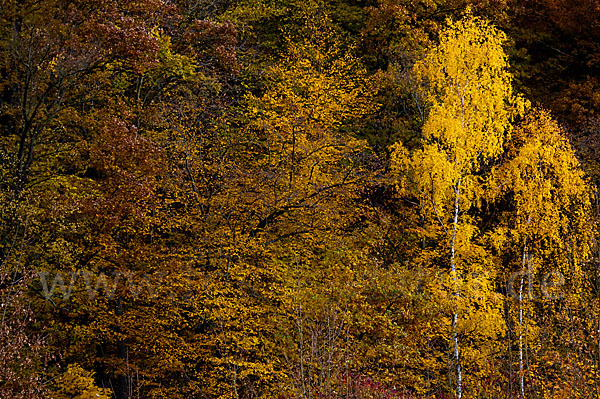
50, 364, 112, 399
415, 12, 515, 165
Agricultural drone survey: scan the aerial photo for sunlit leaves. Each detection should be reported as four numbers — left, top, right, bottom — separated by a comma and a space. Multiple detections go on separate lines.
391, 14, 520, 396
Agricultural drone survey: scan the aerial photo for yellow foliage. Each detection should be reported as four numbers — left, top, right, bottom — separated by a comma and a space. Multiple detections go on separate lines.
414, 11, 517, 164
50, 364, 111, 399
391, 13, 520, 396
490, 107, 592, 284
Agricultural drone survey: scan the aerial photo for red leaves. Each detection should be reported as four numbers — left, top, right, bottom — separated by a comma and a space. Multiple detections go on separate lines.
91, 117, 160, 179
69, 0, 169, 72
180, 19, 238, 72
85, 19, 160, 72
78, 116, 162, 233
0, 271, 48, 399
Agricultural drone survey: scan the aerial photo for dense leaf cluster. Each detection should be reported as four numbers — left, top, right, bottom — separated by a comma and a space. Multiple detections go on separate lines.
1, 1, 599, 398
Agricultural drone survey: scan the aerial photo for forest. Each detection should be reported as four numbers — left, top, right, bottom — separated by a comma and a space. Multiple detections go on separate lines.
1, 0, 600, 398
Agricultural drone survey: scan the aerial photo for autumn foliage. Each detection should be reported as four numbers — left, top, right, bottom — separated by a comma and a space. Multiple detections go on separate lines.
1, 1, 600, 398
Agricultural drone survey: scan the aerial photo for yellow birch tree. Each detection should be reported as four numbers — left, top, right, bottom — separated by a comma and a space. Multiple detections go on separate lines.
391, 13, 523, 397
488, 109, 593, 398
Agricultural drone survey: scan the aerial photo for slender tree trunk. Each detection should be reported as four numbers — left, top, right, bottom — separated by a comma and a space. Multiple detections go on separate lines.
504, 289, 514, 397
116, 298, 129, 399
450, 181, 462, 399
326, 308, 332, 398
519, 273, 525, 399
519, 237, 529, 398
296, 270, 307, 398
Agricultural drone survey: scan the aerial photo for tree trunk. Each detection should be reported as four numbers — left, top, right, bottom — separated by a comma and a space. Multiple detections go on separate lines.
519, 237, 529, 399
450, 181, 462, 399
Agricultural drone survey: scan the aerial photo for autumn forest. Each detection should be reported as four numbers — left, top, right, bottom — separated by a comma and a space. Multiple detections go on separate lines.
2, 0, 600, 398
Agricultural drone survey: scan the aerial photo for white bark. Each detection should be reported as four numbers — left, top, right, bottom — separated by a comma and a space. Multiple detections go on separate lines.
450, 181, 462, 399
519, 237, 528, 398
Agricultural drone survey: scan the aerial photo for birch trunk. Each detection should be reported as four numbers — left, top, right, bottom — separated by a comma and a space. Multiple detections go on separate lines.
450, 182, 462, 399
519, 237, 528, 398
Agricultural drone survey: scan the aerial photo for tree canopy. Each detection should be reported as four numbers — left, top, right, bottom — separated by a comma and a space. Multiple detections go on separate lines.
1, 1, 599, 398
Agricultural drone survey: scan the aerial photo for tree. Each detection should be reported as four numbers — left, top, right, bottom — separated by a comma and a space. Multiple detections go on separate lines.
0, 1, 242, 397
241, 15, 378, 396
487, 108, 593, 397
391, 13, 522, 397
50, 364, 111, 399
